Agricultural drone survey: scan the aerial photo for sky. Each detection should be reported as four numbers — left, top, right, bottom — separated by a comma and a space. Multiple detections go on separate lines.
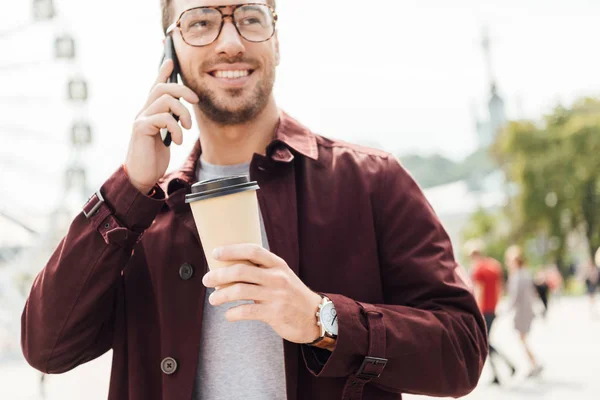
1, 0, 600, 219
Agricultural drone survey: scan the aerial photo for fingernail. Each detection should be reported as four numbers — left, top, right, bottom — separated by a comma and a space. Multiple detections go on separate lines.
212, 248, 221, 260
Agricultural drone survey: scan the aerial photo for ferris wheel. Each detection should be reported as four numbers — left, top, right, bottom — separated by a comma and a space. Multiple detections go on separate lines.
0, 0, 93, 358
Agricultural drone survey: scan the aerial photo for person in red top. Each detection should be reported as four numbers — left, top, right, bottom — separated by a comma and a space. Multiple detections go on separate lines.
467, 240, 516, 385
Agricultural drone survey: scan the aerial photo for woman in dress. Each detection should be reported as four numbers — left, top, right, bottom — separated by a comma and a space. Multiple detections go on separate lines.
505, 245, 543, 377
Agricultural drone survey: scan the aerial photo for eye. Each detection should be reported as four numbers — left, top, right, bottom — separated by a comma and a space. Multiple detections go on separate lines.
191, 20, 208, 28
186, 18, 216, 31
240, 17, 262, 26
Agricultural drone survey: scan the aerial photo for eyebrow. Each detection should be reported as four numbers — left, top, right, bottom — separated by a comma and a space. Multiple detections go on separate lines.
185, 6, 216, 14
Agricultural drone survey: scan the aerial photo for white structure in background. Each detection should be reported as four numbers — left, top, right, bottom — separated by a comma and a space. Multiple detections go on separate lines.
427, 28, 510, 256
0, 0, 92, 359
473, 28, 507, 150
423, 171, 506, 257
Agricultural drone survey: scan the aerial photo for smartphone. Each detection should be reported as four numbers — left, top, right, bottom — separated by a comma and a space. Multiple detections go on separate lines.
160, 35, 181, 147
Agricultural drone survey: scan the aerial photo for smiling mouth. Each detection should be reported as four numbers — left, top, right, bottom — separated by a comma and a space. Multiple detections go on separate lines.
209, 69, 255, 79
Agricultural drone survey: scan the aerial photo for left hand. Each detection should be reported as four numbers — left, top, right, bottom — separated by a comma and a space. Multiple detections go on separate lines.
202, 244, 323, 344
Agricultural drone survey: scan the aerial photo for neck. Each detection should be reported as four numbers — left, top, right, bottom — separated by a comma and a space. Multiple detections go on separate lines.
193, 97, 280, 165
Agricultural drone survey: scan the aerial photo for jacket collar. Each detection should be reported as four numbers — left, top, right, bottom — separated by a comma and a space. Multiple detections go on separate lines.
272, 110, 318, 161
163, 110, 318, 190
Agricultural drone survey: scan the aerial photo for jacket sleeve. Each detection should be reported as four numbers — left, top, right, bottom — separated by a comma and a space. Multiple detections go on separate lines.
21, 166, 165, 374
302, 156, 488, 398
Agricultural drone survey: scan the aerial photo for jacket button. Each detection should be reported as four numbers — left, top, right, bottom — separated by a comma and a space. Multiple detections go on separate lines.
179, 263, 194, 280
161, 357, 178, 375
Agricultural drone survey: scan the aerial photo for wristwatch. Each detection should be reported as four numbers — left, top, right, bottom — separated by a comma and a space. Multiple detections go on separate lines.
308, 295, 338, 351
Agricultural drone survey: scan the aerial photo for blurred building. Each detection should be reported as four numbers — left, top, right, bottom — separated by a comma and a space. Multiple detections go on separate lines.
424, 171, 506, 260
473, 28, 507, 150
475, 84, 507, 149
425, 28, 509, 259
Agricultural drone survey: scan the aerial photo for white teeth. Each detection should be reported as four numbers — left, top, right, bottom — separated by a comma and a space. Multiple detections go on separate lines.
214, 70, 250, 79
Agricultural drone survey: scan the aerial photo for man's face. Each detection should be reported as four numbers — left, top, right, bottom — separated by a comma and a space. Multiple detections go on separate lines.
171, 0, 279, 125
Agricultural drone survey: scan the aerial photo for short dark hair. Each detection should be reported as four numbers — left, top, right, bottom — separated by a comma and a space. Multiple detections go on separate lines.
160, 0, 277, 35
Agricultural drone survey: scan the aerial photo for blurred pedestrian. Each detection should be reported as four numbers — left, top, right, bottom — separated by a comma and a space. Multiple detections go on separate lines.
545, 264, 564, 296
466, 240, 517, 385
584, 256, 599, 316
505, 245, 543, 377
40, 373, 46, 399
534, 270, 550, 318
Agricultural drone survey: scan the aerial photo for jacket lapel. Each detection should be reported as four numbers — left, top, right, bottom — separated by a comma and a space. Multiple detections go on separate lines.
162, 140, 202, 244
251, 155, 300, 400
166, 186, 201, 245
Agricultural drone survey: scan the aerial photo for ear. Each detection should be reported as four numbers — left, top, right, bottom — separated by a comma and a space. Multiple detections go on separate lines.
274, 31, 280, 66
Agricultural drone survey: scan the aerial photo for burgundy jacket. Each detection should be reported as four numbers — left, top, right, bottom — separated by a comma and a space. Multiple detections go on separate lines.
21, 112, 487, 400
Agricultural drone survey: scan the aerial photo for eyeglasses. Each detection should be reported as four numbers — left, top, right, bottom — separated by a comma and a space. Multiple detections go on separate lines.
166, 3, 278, 47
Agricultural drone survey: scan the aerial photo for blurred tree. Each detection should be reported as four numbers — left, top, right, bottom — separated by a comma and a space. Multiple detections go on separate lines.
400, 149, 497, 189
462, 208, 511, 268
494, 98, 600, 272
400, 154, 459, 188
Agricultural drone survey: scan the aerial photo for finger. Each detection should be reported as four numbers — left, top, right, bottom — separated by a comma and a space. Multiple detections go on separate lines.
213, 244, 284, 268
147, 83, 199, 109
202, 263, 269, 288
224, 303, 265, 323
208, 283, 270, 306
144, 113, 183, 145
154, 58, 174, 87
141, 95, 193, 129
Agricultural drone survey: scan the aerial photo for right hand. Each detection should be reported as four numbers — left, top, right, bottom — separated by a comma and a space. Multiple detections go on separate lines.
124, 59, 199, 194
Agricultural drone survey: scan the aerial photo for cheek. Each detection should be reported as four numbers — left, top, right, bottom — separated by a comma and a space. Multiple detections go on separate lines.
261, 53, 278, 73
180, 49, 208, 75
254, 44, 279, 69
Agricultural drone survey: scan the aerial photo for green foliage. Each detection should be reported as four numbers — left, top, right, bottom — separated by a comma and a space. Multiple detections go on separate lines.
462, 208, 511, 268
493, 98, 600, 270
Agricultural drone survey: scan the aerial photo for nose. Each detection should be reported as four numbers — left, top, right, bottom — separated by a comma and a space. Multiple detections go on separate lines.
214, 19, 245, 58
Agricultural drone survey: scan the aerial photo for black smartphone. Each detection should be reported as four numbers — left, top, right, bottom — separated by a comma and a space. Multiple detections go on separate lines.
160, 35, 181, 147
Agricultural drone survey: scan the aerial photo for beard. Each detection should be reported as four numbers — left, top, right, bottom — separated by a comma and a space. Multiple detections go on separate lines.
184, 58, 276, 126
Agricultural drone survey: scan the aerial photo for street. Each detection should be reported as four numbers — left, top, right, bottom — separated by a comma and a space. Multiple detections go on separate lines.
1, 296, 598, 400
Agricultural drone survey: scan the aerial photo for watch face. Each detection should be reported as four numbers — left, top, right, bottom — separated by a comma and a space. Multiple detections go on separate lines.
320, 302, 338, 335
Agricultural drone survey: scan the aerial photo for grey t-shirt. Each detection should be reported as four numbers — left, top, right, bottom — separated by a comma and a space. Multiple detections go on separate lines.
193, 158, 287, 400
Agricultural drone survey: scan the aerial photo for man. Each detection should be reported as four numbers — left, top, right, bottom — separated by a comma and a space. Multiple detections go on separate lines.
21, 1, 487, 399
467, 240, 516, 384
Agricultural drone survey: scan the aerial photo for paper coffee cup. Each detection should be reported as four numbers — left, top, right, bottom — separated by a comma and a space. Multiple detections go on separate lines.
185, 176, 262, 271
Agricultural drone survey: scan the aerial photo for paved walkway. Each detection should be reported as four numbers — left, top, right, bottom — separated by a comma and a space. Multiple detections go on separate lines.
1, 296, 598, 399
406, 295, 600, 400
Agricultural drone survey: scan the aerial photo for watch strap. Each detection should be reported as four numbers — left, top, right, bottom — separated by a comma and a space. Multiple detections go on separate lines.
310, 334, 337, 351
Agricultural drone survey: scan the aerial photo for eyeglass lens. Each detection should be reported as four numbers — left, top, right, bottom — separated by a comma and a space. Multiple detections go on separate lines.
179, 5, 275, 46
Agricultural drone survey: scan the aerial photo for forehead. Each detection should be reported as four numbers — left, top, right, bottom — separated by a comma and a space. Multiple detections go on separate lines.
174, 0, 268, 15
